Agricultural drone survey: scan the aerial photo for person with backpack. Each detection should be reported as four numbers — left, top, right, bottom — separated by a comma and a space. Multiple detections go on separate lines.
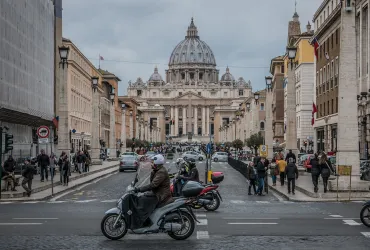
246, 162, 257, 195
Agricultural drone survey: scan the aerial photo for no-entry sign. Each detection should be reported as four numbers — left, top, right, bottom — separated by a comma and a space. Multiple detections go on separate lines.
37, 126, 50, 138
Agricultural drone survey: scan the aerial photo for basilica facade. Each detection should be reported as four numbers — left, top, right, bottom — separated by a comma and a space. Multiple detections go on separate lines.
127, 18, 253, 142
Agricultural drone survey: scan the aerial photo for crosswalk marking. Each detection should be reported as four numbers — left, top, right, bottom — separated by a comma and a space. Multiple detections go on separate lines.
256, 201, 270, 204
230, 200, 246, 204
197, 219, 208, 226
197, 231, 209, 239
343, 219, 361, 226
361, 232, 370, 238
100, 199, 117, 203
329, 215, 343, 218
47, 201, 66, 204
74, 199, 97, 203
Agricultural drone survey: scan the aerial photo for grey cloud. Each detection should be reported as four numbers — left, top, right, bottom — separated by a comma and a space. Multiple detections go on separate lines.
63, 0, 323, 95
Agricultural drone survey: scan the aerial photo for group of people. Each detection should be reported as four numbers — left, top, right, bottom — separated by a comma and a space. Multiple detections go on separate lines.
1, 149, 91, 197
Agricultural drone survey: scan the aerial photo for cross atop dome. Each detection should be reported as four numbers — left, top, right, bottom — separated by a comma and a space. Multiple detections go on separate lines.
186, 17, 199, 38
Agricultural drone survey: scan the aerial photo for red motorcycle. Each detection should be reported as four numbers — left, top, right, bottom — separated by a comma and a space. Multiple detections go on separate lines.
170, 172, 224, 211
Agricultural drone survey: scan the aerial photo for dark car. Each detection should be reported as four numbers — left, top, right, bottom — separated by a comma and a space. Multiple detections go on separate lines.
119, 155, 139, 172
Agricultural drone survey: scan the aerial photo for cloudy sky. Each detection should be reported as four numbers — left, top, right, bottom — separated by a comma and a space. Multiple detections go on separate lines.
63, 0, 322, 96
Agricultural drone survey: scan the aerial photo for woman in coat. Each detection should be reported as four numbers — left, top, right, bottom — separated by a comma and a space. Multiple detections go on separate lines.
310, 153, 320, 193
318, 152, 335, 193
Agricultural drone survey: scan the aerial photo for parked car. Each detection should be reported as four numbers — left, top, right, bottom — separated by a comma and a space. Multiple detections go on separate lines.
212, 152, 229, 162
119, 155, 139, 172
297, 153, 306, 166
182, 151, 204, 161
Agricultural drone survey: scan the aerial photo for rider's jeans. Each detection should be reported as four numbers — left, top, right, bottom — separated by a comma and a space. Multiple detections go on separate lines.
257, 177, 264, 194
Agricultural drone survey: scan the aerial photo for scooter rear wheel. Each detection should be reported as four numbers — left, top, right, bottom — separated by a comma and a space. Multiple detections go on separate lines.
204, 194, 221, 211
101, 213, 128, 240
168, 211, 195, 240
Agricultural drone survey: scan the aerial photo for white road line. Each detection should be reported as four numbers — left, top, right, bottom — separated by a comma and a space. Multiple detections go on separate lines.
343, 220, 362, 226
230, 200, 246, 204
196, 214, 207, 218
197, 231, 209, 239
256, 201, 270, 204
74, 199, 97, 203
197, 219, 208, 226
199, 162, 203, 164
47, 201, 67, 204
13, 218, 58, 220
0, 202, 13, 204
0, 223, 42, 225
166, 162, 169, 164
228, 222, 278, 225
324, 218, 359, 220
101, 200, 117, 203
361, 232, 370, 238
223, 218, 280, 220
352, 201, 366, 203
329, 215, 343, 218
22, 201, 40, 204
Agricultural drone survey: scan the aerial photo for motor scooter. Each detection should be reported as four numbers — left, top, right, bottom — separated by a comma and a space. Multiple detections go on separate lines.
101, 167, 199, 240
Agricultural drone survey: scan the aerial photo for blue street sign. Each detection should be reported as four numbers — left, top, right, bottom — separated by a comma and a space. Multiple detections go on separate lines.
72, 129, 76, 133
206, 143, 211, 154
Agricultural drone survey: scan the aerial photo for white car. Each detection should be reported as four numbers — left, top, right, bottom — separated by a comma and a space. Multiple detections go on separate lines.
182, 151, 204, 161
212, 152, 228, 162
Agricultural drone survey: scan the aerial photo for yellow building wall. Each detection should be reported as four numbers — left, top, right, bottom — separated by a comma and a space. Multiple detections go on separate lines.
296, 39, 314, 64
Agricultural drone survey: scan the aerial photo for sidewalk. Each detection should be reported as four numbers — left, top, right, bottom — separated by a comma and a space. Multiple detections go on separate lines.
269, 172, 370, 202
0, 160, 120, 201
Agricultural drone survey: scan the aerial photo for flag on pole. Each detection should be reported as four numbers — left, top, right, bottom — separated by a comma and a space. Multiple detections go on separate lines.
52, 116, 59, 129
311, 37, 320, 59
312, 103, 317, 126
99, 55, 104, 60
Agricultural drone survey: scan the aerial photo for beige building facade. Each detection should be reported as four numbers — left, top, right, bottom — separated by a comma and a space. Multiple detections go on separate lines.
127, 18, 253, 143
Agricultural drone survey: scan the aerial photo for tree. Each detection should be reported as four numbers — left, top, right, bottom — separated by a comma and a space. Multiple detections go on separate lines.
232, 139, 244, 150
245, 132, 264, 154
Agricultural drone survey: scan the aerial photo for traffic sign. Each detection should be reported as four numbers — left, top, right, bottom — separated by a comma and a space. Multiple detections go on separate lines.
38, 138, 49, 144
37, 126, 50, 138
259, 145, 268, 158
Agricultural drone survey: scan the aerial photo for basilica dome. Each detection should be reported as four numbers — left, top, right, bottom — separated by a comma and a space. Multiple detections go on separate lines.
220, 67, 235, 82
168, 18, 216, 66
149, 66, 163, 81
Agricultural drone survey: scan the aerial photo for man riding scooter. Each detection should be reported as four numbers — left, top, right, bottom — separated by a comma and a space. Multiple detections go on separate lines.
177, 159, 199, 182
172, 159, 199, 196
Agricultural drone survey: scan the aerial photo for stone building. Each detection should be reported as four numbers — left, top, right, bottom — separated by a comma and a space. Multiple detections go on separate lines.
127, 18, 253, 143
0, 0, 55, 158
355, 0, 370, 159
293, 22, 315, 152
269, 56, 285, 148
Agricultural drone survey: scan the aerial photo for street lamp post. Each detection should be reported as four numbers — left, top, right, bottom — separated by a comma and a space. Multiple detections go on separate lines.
109, 87, 116, 158
265, 75, 274, 160
90, 76, 101, 163
57, 46, 71, 157
121, 103, 127, 153
286, 45, 298, 154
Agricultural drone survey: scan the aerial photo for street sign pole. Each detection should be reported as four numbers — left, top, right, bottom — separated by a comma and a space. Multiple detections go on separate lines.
209, 123, 212, 182
0, 127, 3, 200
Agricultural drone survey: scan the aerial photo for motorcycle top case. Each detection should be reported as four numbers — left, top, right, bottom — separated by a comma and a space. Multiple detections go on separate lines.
182, 181, 204, 197
211, 172, 224, 184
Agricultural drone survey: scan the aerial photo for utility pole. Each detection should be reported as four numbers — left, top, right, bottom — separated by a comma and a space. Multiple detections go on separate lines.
0, 126, 3, 200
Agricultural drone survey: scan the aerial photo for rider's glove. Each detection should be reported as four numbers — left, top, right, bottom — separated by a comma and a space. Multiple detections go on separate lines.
133, 187, 140, 193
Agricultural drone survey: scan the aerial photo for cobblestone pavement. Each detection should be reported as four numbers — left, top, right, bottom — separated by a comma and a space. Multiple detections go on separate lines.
0, 160, 369, 249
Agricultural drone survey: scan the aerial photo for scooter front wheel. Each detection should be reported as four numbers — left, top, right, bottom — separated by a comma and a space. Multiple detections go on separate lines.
360, 204, 370, 227
101, 213, 128, 240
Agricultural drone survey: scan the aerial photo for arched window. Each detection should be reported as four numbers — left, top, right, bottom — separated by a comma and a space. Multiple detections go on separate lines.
260, 121, 265, 131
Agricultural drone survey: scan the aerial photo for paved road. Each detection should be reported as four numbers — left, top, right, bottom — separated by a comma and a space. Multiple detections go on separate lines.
0, 156, 370, 249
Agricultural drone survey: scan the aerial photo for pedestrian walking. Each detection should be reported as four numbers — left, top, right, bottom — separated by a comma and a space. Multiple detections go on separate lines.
246, 162, 257, 195
277, 157, 287, 186
21, 158, 37, 197
2, 155, 17, 191
84, 150, 91, 172
318, 152, 336, 193
62, 155, 71, 186
256, 156, 266, 196
37, 149, 50, 182
49, 152, 57, 181
285, 149, 296, 164
76, 151, 86, 174
58, 152, 66, 183
269, 158, 278, 186
285, 161, 298, 194
310, 153, 320, 193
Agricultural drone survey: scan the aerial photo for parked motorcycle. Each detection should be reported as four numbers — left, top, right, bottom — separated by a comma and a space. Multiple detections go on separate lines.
169, 162, 224, 211
101, 167, 199, 241
360, 200, 370, 227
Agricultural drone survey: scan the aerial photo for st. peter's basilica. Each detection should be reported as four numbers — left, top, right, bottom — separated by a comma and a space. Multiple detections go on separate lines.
127, 18, 253, 142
